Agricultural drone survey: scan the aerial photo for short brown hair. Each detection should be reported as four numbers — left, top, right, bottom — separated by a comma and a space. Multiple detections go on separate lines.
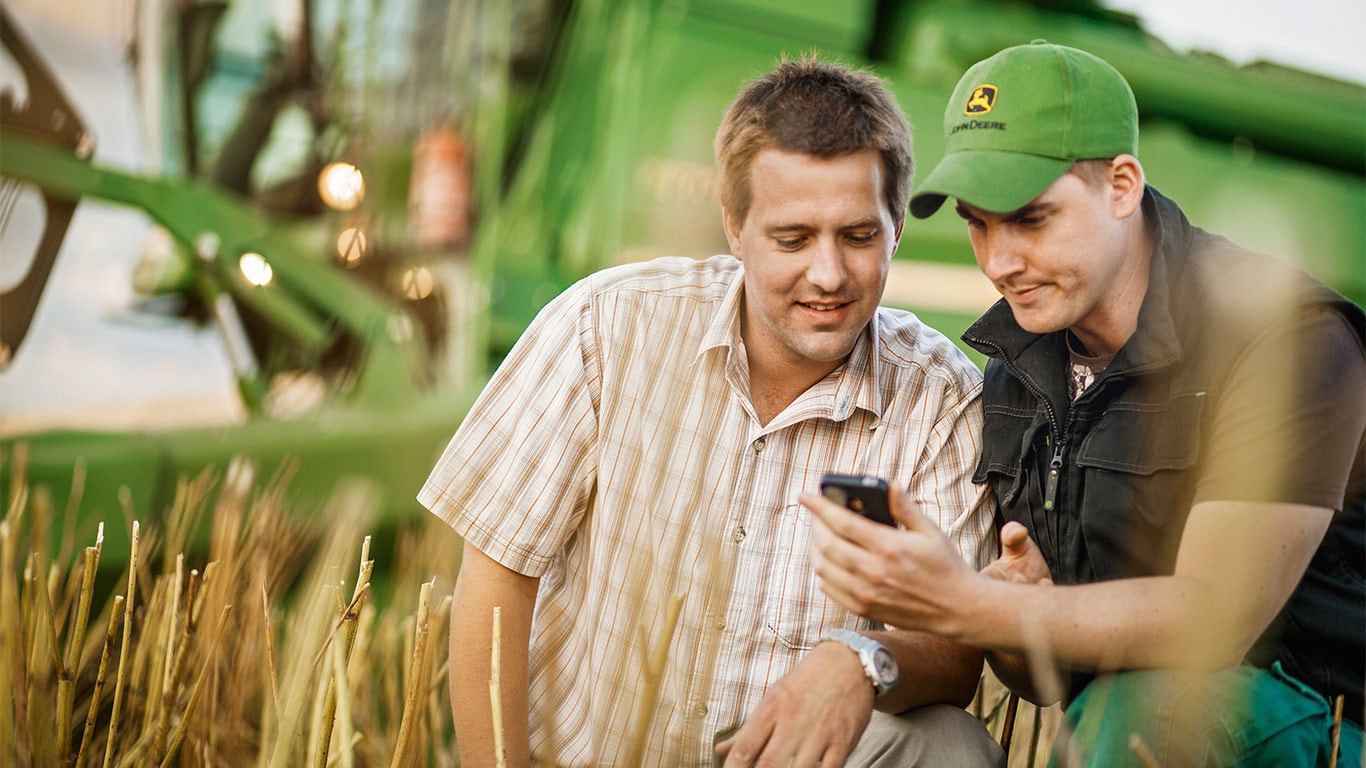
1067, 158, 1113, 189
713, 55, 913, 227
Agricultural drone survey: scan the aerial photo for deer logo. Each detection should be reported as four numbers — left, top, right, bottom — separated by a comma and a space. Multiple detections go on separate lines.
964, 85, 997, 115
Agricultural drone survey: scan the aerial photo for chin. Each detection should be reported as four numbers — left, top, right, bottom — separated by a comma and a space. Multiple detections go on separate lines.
1009, 307, 1068, 336
798, 335, 861, 365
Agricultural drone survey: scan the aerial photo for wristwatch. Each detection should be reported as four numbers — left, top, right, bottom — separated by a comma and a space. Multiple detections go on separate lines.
819, 629, 899, 696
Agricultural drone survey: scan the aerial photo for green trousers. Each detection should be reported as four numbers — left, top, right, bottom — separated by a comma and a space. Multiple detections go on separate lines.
1050, 663, 1363, 767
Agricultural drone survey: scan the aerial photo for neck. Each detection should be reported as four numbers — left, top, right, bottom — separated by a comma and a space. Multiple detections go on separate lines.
1072, 215, 1153, 357
745, 343, 842, 425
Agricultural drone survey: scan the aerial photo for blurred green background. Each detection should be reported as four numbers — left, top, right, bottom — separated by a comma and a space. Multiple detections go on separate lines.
2, 0, 1362, 558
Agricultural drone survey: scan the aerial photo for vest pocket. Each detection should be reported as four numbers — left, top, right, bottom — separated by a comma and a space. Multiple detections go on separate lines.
974, 406, 1042, 508
1076, 392, 1204, 475
1074, 393, 1205, 569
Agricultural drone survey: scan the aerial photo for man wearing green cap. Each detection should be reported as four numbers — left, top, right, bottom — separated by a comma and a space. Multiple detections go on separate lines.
804, 41, 1364, 766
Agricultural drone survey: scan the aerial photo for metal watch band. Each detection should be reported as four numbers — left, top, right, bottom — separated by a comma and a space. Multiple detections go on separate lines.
818, 629, 899, 696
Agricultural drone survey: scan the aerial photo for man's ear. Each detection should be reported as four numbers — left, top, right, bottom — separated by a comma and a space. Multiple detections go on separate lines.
1109, 154, 1145, 219
722, 207, 743, 258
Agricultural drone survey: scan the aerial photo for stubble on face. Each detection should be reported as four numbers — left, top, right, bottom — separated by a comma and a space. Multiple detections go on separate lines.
727, 148, 897, 385
958, 170, 1145, 353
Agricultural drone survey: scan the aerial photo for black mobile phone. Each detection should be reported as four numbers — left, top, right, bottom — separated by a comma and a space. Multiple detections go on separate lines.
819, 473, 895, 526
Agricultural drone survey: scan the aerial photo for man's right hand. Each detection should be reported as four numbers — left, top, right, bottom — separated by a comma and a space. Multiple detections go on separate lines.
715, 641, 875, 767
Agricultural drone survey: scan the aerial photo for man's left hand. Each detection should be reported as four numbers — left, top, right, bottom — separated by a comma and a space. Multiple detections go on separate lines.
715, 641, 874, 767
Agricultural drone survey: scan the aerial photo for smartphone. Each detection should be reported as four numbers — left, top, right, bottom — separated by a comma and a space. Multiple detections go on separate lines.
819, 473, 895, 526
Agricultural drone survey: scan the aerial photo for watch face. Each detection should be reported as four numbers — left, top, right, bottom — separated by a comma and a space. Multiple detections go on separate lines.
873, 648, 897, 682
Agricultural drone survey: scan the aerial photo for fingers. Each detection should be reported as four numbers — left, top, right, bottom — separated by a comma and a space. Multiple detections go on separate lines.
715, 723, 822, 768
887, 485, 936, 532
1000, 521, 1032, 552
715, 704, 789, 767
715, 720, 767, 767
802, 492, 879, 580
803, 488, 931, 608
715, 699, 852, 765
802, 490, 905, 544
717, 734, 840, 768
801, 490, 861, 536
993, 521, 1054, 585
808, 541, 862, 612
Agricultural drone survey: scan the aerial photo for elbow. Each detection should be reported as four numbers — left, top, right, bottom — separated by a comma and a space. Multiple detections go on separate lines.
946, 646, 988, 708
1163, 599, 1265, 673
949, 685, 978, 710
985, 653, 1063, 709
1170, 631, 1256, 674
1016, 686, 1062, 708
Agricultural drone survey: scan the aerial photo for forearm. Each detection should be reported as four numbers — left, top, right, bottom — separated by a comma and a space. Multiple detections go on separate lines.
952, 503, 1333, 675
950, 570, 1274, 678
870, 629, 983, 712
949, 575, 1199, 671
812, 487, 1333, 691
984, 648, 1063, 707
449, 543, 539, 767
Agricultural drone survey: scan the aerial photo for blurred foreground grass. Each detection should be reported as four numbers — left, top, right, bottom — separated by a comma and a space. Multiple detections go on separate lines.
1, 445, 461, 767
1, 442, 1058, 767
975, 673, 1062, 767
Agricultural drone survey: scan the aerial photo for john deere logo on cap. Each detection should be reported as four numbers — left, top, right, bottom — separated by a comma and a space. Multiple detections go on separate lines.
964, 85, 997, 115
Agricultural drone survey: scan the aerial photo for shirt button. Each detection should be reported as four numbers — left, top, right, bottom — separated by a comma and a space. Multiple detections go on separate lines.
694, 703, 708, 718
753, 438, 766, 453
732, 526, 746, 542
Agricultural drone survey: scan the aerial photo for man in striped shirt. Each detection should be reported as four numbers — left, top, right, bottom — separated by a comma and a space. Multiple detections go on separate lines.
420, 56, 1002, 767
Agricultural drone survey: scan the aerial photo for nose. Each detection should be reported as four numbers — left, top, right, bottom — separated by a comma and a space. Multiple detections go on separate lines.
975, 229, 1026, 286
806, 238, 848, 292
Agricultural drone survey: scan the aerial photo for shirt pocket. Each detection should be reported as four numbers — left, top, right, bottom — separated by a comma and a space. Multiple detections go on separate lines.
763, 503, 859, 651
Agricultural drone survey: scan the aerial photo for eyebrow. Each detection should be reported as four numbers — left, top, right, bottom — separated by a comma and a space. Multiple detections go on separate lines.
763, 219, 883, 237
954, 201, 1053, 222
1006, 203, 1052, 221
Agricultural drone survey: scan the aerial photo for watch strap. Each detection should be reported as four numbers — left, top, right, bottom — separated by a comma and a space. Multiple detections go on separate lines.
818, 629, 898, 696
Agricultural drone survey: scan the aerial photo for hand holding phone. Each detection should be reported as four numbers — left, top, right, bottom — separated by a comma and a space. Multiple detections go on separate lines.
819, 473, 895, 526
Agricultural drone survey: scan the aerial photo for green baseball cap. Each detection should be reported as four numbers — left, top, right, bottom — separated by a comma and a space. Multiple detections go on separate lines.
909, 41, 1137, 219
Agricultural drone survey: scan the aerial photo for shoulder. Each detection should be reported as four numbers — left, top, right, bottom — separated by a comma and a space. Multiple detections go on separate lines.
1150, 187, 1360, 337
526, 256, 738, 336
1176, 239, 1362, 348
577, 254, 739, 299
875, 306, 983, 392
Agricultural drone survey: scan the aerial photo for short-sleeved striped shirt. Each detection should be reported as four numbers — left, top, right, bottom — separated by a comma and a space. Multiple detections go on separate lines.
419, 255, 994, 766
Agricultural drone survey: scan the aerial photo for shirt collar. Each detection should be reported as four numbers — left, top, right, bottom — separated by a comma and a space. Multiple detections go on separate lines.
836, 312, 884, 423
698, 262, 746, 359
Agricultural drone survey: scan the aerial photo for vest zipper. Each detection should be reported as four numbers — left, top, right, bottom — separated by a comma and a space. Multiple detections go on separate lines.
961, 331, 1067, 513
1044, 444, 1064, 511
964, 331, 1073, 572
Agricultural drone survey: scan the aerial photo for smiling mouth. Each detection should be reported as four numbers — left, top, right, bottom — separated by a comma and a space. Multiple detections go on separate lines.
1004, 285, 1043, 303
799, 300, 851, 312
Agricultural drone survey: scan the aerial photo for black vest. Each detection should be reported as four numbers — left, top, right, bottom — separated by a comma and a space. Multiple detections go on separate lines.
963, 187, 1365, 719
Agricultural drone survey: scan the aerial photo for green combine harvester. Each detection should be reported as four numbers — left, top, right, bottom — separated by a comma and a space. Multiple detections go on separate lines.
2, 0, 1362, 562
